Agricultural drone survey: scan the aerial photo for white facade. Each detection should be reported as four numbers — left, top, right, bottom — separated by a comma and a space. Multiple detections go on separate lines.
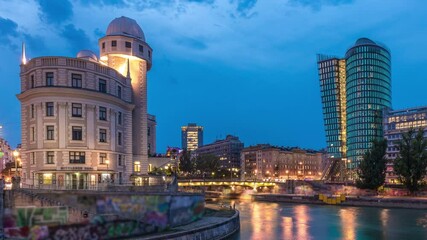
17, 17, 153, 188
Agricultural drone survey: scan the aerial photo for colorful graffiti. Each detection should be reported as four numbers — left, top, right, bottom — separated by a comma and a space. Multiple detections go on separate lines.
4, 206, 68, 239
169, 195, 205, 226
96, 195, 170, 230
3, 193, 205, 239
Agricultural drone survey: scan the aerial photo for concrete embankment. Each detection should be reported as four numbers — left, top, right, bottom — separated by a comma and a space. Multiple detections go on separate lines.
143, 208, 240, 240
252, 193, 427, 209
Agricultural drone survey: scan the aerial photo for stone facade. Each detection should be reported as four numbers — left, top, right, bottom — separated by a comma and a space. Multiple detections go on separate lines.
17, 17, 153, 188
241, 145, 324, 181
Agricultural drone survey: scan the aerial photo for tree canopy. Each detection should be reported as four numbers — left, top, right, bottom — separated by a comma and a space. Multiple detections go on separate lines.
394, 128, 427, 194
356, 138, 387, 190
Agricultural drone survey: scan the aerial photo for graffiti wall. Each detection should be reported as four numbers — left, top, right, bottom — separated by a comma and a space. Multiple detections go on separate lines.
3, 206, 68, 239
96, 195, 171, 230
3, 192, 205, 239
169, 195, 205, 227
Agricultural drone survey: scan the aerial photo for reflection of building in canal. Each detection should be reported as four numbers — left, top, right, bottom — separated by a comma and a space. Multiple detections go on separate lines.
383, 106, 427, 184
17, 16, 155, 189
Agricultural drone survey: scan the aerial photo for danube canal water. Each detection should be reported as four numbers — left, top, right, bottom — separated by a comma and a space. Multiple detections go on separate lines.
226, 200, 427, 240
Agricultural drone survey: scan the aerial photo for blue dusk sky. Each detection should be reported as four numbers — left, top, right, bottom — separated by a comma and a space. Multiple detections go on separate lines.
0, 0, 427, 152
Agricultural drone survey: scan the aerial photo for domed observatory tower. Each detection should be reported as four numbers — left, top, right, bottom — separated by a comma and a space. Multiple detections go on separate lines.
99, 16, 153, 177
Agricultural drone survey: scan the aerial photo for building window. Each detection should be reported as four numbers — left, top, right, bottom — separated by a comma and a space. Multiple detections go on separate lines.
99, 79, 107, 93
72, 103, 82, 117
147, 127, 151, 136
70, 151, 85, 164
72, 126, 82, 140
46, 72, 54, 86
99, 153, 107, 164
148, 50, 151, 59
46, 125, 54, 140
117, 85, 122, 98
30, 75, 35, 88
71, 73, 82, 88
139, 45, 143, 53
31, 127, 35, 141
118, 112, 122, 125
102, 42, 105, 49
112, 40, 117, 47
30, 152, 35, 165
118, 155, 123, 166
46, 151, 54, 164
134, 161, 141, 172
99, 107, 107, 121
99, 128, 107, 142
46, 102, 54, 116
125, 41, 131, 48
31, 104, 35, 118
118, 132, 122, 145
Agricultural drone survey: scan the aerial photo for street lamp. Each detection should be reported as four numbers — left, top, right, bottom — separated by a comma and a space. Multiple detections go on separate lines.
13, 150, 20, 177
285, 170, 289, 180
105, 160, 109, 170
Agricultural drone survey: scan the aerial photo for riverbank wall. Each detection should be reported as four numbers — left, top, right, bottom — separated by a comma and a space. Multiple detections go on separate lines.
252, 193, 427, 209
144, 209, 240, 240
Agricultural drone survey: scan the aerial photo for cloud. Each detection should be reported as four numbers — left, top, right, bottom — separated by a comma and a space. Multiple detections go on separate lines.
288, 0, 354, 11
61, 24, 92, 55
175, 36, 208, 50
78, 0, 128, 7
0, 17, 19, 49
36, 0, 73, 24
227, 0, 257, 18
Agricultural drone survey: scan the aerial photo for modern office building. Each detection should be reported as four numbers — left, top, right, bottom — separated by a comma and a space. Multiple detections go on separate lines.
17, 16, 154, 188
383, 106, 427, 184
194, 135, 244, 169
318, 38, 391, 179
241, 144, 323, 181
181, 123, 203, 151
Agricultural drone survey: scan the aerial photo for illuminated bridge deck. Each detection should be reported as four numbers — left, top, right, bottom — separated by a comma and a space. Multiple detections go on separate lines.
178, 180, 277, 188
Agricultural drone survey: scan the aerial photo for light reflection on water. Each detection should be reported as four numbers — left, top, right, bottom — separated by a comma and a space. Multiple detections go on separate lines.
226, 199, 427, 240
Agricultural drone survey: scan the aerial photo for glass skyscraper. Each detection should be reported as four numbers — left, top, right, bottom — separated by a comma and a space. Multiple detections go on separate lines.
317, 38, 391, 176
345, 38, 391, 167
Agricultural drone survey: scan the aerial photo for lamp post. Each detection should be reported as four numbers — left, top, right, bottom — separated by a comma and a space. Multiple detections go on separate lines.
285, 170, 289, 180
13, 150, 20, 177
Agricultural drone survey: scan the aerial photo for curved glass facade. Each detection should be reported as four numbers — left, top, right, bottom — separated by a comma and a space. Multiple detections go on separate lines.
345, 38, 391, 167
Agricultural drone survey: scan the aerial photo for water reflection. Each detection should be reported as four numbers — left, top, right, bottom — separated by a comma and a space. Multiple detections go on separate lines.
294, 205, 311, 240
281, 216, 293, 240
234, 200, 427, 240
250, 202, 278, 239
339, 208, 357, 240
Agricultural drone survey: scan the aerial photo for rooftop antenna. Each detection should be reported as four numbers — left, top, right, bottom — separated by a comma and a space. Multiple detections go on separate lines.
21, 42, 27, 65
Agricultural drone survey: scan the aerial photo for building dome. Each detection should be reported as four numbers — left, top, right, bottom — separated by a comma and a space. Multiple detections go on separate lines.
355, 37, 376, 45
106, 16, 145, 41
76, 50, 98, 62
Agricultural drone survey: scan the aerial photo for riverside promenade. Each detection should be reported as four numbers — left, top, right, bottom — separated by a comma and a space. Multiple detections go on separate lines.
252, 193, 427, 209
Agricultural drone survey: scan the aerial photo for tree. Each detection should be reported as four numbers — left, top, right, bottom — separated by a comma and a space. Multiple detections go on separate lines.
179, 150, 195, 176
394, 128, 427, 194
195, 154, 220, 177
356, 138, 387, 190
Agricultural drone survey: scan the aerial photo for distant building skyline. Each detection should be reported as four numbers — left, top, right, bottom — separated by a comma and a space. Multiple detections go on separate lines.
241, 144, 324, 181
181, 123, 203, 151
383, 106, 427, 184
195, 134, 243, 170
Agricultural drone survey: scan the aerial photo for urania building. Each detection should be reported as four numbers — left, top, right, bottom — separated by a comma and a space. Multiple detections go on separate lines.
17, 17, 154, 188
